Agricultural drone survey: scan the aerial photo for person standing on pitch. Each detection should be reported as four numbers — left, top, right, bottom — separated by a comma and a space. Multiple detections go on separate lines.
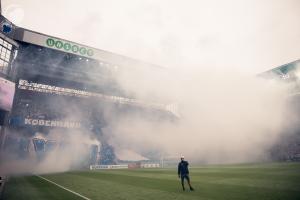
178, 155, 194, 191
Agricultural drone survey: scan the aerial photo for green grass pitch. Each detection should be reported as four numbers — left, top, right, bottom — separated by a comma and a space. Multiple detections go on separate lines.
2, 162, 300, 200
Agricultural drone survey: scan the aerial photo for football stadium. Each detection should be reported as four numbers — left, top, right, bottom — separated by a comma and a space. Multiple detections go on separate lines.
0, 1, 300, 200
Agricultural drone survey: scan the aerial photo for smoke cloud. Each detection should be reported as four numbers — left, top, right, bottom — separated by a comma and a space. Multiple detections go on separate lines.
108, 68, 292, 163
0, 120, 101, 175
1, 0, 300, 173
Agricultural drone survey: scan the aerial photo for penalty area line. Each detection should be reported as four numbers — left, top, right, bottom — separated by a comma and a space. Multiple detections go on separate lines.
36, 175, 91, 200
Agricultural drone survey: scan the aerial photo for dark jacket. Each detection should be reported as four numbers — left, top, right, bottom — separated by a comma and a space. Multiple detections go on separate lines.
178, 160, 189, 176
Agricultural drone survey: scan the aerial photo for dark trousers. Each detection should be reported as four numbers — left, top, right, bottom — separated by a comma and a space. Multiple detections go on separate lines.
181, 174, 190, 183
181, 174, 191, 189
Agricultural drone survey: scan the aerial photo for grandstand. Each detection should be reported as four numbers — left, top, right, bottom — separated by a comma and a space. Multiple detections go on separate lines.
0, 1, 299, 167
0, 11, 178, 171
260, 59, 300, 161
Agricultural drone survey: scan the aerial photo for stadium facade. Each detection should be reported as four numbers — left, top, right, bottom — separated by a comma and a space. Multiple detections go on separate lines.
0, 13, 177, 167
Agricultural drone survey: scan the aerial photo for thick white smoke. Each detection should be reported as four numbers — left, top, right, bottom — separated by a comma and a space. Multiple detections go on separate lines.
1, 0, 299, 169
33, 129, 100, 174
0, 127, 101, 175
108, 68, 292, 163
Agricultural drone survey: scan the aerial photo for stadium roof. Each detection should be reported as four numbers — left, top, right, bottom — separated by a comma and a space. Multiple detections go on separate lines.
0, 14, 164, 71
259, 59, 300, 80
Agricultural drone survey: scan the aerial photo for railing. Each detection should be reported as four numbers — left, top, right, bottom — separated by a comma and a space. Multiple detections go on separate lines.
18, 79, 180, 117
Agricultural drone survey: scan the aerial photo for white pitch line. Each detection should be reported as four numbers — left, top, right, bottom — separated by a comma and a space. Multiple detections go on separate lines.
36, 175, 91, 200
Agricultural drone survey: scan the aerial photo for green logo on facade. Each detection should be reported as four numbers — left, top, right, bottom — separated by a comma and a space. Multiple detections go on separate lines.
55, 41, 63, 49
46, 38, 94, 57
63, 43, 71, 51
79, 47, 87, 55
46, 38, 55, 47
72, 45, 79, 53
87, 49, 94, 56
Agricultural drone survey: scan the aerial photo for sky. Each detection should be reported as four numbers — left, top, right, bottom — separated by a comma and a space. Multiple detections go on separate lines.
2, 0, 300, 74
